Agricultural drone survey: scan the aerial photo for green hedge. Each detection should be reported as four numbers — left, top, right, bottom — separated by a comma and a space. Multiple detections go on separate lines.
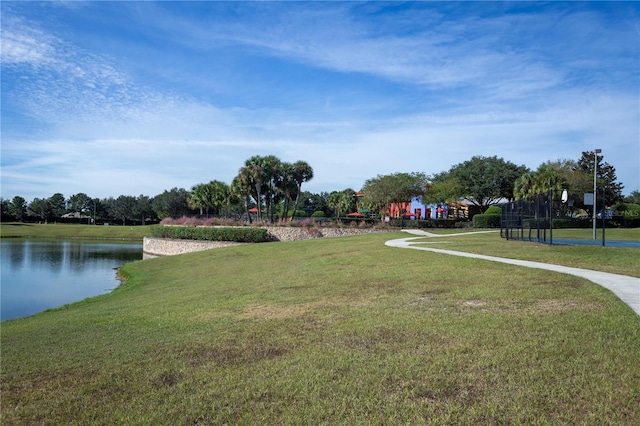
472, 214, 501, 228
550, 219, 591, 229
288, 210, 308, 218
150, 226, 269, 243
484, 206, 502, 215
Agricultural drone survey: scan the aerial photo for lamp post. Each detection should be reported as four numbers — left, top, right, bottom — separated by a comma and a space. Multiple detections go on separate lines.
592, 148, 601, 240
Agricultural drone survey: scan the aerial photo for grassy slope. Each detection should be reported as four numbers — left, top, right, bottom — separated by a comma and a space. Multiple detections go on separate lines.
2, 232, 639, 424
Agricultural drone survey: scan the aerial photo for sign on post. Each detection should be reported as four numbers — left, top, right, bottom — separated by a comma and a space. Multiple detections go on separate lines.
584, 193, 594, 206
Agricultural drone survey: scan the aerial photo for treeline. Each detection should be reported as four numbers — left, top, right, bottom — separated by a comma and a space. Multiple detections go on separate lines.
3, 151, 638, 225
1, 155, 363, 225
356, 151, 636, 219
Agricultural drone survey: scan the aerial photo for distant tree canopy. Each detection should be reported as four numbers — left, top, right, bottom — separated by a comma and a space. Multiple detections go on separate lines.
232, 155, 314, 221
152, 188, 192, 219
624, 191, 640, 205
327, 188, 357, 218
361, 172, 429, 216
575, 150, 624, 206
512, 152, 624, 208
4, 151, 630, 225
432, 156, 528, 213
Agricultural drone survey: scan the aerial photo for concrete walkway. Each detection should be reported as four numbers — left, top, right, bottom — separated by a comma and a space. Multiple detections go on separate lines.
385, 230, 640, 316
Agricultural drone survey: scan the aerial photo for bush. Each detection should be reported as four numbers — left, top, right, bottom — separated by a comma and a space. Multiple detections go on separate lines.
311, 211, 325, 218
551, 218, 590, 229
150, 226, 269, 243
484, 206, 502, 215
288, 210, 308, 218
473, 214, 501, 228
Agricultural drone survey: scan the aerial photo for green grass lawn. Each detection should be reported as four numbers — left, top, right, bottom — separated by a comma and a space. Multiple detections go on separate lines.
2, 232, 640, 424
415, 230, 640, 278
0, 222, 153, 241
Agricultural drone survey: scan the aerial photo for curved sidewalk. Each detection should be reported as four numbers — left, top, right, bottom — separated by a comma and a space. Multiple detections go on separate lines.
385, 230, 640, 316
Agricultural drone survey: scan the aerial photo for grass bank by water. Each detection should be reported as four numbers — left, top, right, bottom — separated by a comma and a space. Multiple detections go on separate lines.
0, 222, 153, 241
2, 232, 639, 424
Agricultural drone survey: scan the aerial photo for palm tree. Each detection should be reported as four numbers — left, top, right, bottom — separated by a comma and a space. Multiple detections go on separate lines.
262, 155, 282, 222
188, 183, 212, 215
209, 180, 231, 217
514, 172, 536, 200
290, 161, 314, 219
275, 161, 296, 220
244, 156, 268, 221
232, 169, 253, 223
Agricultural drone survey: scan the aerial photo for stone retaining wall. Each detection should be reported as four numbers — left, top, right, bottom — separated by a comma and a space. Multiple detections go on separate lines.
143, 226, 389, 257
143, 238, 245, 258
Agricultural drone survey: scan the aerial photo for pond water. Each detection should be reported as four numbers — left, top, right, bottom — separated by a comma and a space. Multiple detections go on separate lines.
1, 240, 143, 321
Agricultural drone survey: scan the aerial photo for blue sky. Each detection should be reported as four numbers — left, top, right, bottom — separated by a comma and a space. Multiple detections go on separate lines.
2, 1, 638, 201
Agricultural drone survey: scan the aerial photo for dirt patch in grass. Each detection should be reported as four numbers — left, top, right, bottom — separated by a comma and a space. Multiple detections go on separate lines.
455, 298, 602, 314
242, 303, 316, 320
155, 371, 182, 387
242, 298, 379, 321
337, 327, 439, 354
180, 336, 289, 367
408, 296, 602, 314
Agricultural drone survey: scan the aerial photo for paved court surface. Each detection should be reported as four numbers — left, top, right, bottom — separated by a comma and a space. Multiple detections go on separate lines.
385, 230, 640, 316
551, 238, 640, 248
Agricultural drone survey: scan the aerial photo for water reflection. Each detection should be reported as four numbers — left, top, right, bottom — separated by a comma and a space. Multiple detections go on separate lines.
1, 240, 142, 321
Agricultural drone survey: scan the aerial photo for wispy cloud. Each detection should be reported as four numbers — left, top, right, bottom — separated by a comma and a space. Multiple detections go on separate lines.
1, 2, 638, 200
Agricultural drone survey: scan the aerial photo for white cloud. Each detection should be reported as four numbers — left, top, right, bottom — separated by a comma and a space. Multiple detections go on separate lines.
1, 2, 638, 201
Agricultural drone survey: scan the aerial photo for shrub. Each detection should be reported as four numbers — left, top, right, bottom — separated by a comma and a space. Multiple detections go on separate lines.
150, 226, 269, 243
473, 214, 501, 228
484, 206, 502, 215
311, 211, 325, 218
551, 219, 586, 229
288, 210, 308, 218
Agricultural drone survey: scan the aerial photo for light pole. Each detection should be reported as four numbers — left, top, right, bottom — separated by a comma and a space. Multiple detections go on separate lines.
592, 148, 601, 240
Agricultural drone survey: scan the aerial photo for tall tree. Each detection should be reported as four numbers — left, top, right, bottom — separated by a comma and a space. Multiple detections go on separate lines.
133, 195, 155, 225
243, 155, 269, 221
262, 155, 282, 222
423, 176, 462, 204
300, 191, 330, 216
8, 196, 27, 222
290, 161, 314, 219
68, 193, 93, 223
188, 183, 214, 215
513, 164, 564, 200
1, 199, 10, 221
361, 172, 429, 216
209, 180, 231, 216
48, 193, 67, 218
438, 156, 528, 212
276, 161, 295, 220
152, 188, 191, 219
328, 188, 357, 218
624, 191, 640, 204
231, 170, 253, 223
108, 195, 137, 225
28, 198, 52, 221
575, 150, 624, 206
241, 155, 283, 222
